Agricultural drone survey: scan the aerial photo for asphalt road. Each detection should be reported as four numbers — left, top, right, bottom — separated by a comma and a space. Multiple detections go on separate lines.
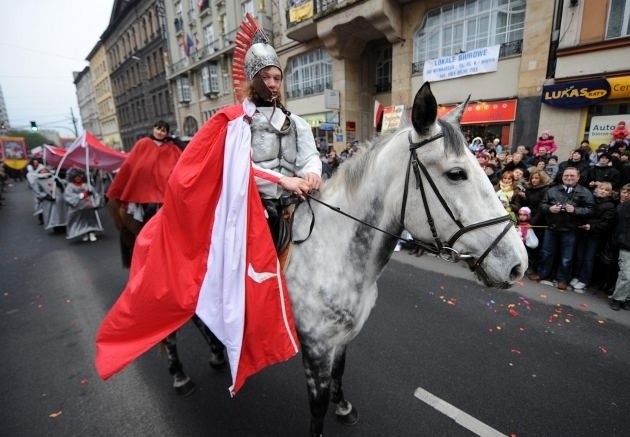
1, 180, 629, 437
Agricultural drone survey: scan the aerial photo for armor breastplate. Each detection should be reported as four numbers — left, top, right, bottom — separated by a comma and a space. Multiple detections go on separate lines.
250, 111, 297, 177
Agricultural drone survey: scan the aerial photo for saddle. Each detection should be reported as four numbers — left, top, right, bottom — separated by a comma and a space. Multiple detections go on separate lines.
262, 196, 300, 269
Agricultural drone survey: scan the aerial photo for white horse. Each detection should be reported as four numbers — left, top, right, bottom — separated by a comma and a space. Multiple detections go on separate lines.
285, 82, 528, 436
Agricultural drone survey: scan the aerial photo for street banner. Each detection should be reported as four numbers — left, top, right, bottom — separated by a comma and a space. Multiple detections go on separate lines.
423, 45, 500, 82
289, 0, 314, 23
1, 136, 28, 170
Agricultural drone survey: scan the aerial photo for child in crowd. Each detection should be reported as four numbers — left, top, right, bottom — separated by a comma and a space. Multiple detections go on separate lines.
517, 206, 538, 267
533, 130, 557, 155
545, 155, 559, 181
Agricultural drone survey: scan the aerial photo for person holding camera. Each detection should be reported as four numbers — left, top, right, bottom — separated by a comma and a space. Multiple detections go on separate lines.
528, 167, 594, 290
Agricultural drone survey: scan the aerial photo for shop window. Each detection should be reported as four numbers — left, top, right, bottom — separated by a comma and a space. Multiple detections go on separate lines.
412, 0, 525, 73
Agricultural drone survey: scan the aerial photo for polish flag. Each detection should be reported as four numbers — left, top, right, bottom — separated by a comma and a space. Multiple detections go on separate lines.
373, 99, 384, 129
95, 104, 299, 395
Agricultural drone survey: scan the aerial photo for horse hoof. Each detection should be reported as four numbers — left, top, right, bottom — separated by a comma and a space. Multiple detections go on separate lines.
335, 405, 358, 426
174, 375, 196, 397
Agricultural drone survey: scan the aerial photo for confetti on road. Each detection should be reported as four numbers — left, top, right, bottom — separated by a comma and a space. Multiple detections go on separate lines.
511, 349, 522, 355
599, 346, 608, 354
49, 411, 62, 418
80, 378, 89, 385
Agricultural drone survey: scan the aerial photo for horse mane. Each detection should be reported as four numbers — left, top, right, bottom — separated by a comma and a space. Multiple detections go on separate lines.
323, 131, 398, 197
323, 119, 467, 198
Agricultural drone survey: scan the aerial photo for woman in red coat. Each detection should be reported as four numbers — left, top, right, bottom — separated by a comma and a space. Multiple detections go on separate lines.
106, 120, 182, 267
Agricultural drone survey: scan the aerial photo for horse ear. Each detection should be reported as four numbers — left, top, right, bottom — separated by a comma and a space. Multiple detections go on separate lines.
442, 94, 471, 125
411, 82, 438, 134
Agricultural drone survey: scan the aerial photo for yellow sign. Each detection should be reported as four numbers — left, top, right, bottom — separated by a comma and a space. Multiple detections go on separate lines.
608, 76, 630, 100
289, 0, 314, 23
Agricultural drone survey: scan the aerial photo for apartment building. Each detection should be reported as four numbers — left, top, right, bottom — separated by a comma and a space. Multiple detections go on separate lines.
87, 41, 123, 150
162, 0, 272, 140
101, 0, 176, 150
73, 67, 102, 138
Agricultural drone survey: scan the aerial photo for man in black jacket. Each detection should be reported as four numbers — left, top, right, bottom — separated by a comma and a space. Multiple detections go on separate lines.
528, 167, 594, 290
586, 153, 621, 191
609, 184, 630, 310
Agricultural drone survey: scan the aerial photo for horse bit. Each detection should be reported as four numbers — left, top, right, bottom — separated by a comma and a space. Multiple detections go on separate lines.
400, 130, 513, 270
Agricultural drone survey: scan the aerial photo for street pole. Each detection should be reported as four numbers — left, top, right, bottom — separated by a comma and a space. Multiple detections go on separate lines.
70, 107, 79, 137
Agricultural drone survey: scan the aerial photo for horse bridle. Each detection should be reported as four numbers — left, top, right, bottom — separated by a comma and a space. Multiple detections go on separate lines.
401, 130, 513, 271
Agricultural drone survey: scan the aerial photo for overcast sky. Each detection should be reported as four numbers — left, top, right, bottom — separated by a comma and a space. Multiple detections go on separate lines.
0, 0, 114, 138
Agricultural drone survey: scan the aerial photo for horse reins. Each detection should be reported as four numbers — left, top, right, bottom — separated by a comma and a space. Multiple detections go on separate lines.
401, 130, 513, 270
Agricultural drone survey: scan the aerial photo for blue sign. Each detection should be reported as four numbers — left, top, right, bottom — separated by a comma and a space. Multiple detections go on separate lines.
542, 78, 610, 108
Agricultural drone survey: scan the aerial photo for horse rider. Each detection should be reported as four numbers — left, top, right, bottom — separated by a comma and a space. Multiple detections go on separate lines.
95, 14, 321, 395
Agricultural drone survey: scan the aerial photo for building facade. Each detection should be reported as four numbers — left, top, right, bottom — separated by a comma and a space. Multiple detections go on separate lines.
87, 41, 123, 150
0, 84, 9, 131
94, 0, 628, 157
101, 0, 176, 151
541, 0, 630, 152
73, 67, 102, 138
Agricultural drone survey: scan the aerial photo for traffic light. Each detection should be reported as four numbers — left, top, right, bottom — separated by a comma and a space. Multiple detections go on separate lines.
30, 121, 38, 132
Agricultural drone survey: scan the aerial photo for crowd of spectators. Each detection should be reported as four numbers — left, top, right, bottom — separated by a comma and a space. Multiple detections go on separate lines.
468, 130, 630, 311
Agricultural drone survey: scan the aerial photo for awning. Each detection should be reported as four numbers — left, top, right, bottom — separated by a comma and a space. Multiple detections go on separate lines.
318, 122, 336, 131
438, 99, 517, 124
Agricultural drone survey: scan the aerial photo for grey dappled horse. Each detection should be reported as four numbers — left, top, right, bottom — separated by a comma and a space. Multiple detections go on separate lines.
285, 82, 528, 436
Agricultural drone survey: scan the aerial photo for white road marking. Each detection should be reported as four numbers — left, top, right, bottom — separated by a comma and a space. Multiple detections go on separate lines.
414, 387, 508, 437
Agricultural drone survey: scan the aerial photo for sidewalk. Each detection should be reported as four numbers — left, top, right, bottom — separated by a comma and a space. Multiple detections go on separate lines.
391, 250, 630, 328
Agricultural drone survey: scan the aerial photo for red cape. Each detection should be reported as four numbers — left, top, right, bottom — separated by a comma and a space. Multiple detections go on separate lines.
95, 105, 299, 394
106, 136, 181, 203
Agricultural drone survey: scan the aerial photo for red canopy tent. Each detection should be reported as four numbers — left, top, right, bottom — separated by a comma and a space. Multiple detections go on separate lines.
44, 132, 126, 172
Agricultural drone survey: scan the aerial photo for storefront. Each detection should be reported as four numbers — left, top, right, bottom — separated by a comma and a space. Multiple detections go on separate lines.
541, 75, 630, 149
301, 112, 336, 145
437, 98, 518, 147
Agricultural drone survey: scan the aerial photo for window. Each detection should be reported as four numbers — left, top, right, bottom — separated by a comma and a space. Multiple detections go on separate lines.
183, 116, 199, 137
177, 76, 191, 103
375, 46, 392, 93
413, 0, 525, 72
606, 0, 630, 39
285, 48, 333, 99
242, 0, 254, 16
201, 64, 220, 94
203, 24, 215, 50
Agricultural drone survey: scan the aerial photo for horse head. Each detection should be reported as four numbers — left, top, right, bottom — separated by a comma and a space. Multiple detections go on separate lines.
395, 82, 527, 288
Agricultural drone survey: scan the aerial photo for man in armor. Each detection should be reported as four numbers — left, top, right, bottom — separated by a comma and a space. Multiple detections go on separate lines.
242, 35, 322, 251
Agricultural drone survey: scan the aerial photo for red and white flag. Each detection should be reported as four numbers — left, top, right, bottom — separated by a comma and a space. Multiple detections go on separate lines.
95, 105, 299, 395
373, 99, 384, 129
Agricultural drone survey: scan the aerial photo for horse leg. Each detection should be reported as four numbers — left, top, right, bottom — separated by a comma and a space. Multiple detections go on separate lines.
162, 331, 196, 396
190, 314, 226, 369
330, 347, 358, 425
302, 345, 333, 437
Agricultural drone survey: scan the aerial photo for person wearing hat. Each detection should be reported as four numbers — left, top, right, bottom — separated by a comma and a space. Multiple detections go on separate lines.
96, 14, 320, 396
586, 152, 620, 191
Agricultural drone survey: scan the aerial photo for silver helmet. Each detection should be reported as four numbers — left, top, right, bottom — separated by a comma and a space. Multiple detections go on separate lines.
244, 42, 281, 82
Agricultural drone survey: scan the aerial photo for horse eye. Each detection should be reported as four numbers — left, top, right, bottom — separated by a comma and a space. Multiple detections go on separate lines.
446, 168, 467, 181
